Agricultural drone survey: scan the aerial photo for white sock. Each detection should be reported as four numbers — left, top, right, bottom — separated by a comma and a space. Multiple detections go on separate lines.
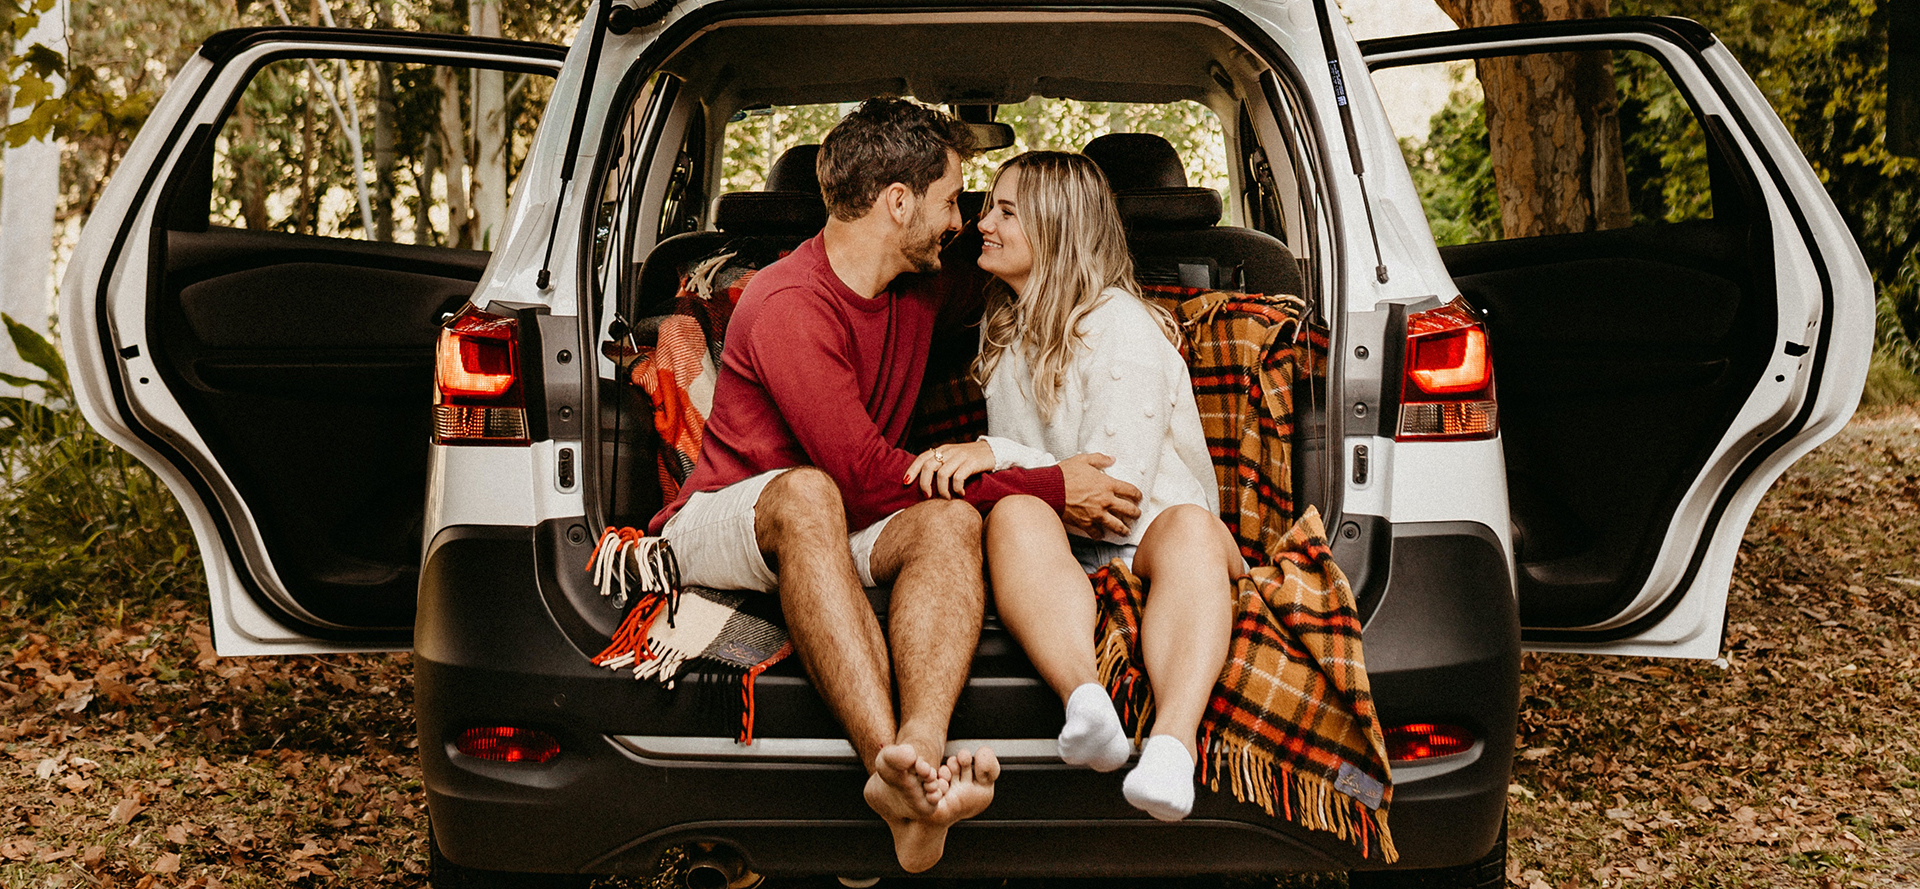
1123, 734, 1196, 821
1057, 683, 1132, 772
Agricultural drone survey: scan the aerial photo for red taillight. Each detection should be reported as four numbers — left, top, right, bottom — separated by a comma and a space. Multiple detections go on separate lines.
454, 726, 561, 764
1398, 298, 1497, 441
1384, 723, 1475, 762
434, 306, 529, 444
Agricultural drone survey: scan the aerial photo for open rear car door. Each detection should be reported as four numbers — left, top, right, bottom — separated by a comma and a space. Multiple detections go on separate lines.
1362, 17, 1872, 658
62, 28, 563, 655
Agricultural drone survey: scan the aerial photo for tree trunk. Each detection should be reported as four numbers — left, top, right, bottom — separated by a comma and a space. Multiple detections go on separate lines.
0, 0, 67, 391
372, 0, 396, 242
417, 141, 439, 246
236, 106, 270, 230
434, 65, 473, 249
374, 61, 396, 242
300, 78, 317, 236
469, 0, 507, 250
1434, 0, 1630, 237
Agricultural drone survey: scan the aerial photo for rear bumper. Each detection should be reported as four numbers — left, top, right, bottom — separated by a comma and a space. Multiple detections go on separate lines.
416, 520, 1517, 877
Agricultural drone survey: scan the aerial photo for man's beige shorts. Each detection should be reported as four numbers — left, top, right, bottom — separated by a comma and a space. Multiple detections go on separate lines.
660, 468, 897, 592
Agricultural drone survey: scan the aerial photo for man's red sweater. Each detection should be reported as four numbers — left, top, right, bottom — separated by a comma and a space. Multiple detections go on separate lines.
648, 234, 1065, 534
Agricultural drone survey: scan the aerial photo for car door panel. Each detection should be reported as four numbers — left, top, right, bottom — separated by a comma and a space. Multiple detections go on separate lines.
60, 28, 565, 654
1362, 18, 1873, 657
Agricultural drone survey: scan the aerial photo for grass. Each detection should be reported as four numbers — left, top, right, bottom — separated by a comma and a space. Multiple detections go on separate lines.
1, 315, 203, 613
4, 310, 1919, 885
1859, 351, 1920, 408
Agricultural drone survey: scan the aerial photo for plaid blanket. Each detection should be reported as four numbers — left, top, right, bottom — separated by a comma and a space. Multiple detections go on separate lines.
594, 276, 1392, 858
1140, 284, 1309, 564
585, 527, 793, 743
592, 244, 792, 741
1093, 507, 1396, 861
604, 241, 787, 501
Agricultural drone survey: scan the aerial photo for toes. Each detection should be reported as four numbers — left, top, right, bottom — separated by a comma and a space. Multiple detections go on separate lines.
972, 747, 1001, 784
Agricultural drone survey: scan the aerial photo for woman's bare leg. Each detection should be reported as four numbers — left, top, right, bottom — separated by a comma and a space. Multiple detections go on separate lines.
987, 495, 1129, 771
987, 495, 1100, 700
1123, 503, 1240, 819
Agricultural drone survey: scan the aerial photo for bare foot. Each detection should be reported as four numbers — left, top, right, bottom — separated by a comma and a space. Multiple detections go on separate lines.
863, 743, 942, 827
888, 747, 1001, 874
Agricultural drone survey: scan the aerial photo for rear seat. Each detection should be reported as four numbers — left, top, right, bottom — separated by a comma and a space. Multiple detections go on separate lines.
1082, 132, 1303, 297
632, 145, 827, 317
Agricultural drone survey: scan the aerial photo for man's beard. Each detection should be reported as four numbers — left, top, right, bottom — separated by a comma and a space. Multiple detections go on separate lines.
903, 210, 947, 274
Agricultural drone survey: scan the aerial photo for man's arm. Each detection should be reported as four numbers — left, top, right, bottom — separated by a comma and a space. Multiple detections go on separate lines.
751, 294, 1064, 529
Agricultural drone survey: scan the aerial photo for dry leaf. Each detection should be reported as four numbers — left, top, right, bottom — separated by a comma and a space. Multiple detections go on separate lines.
109, 797, 146, 826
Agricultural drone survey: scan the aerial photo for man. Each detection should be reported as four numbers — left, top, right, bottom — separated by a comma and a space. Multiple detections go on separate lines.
647, 98, 1141, 872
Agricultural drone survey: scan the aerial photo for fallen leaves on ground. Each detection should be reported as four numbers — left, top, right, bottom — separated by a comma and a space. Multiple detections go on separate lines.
0, 599, 422, 888
1505, 407, 1920, 887
4, 408, 1919, 887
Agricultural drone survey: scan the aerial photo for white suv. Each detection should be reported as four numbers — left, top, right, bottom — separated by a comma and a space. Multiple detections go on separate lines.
62, 3, 1870, 886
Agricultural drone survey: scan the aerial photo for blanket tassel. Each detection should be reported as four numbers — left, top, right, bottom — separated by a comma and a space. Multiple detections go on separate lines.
587, 529, 681, 670
1201, 735, 1399, 863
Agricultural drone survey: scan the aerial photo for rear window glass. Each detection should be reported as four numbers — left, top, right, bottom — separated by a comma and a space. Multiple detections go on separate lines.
1376, 48, 1712, 246
720, 99, 1229, 220
209, 57, 553, 249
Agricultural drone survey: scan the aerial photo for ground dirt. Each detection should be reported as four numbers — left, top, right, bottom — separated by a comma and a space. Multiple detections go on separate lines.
2, 408, 1917, 888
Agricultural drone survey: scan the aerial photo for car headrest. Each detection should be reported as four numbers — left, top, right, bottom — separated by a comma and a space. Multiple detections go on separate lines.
1083, 133, 1188, 190
714, 191, 827, 236
1113, 187, 1222, 230
959, 190, 986, 222
766, 144, 822, 195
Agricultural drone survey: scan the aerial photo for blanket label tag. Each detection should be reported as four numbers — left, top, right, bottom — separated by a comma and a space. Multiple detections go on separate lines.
1335, 762, 1386, 810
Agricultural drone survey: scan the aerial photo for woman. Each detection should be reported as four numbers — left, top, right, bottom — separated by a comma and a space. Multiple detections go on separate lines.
904, 151, 1242, 822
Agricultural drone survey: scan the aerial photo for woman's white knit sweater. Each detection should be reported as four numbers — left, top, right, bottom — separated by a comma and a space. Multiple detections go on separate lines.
980, 287, 1215, 545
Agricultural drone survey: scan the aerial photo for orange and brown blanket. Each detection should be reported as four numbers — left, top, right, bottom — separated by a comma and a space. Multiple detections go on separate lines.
597, 259, 1394, 860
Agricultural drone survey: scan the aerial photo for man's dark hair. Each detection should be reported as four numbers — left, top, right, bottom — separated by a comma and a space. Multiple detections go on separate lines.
817, 98, 976, 221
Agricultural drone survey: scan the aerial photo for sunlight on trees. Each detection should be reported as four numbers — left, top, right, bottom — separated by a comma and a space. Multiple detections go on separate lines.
720, 98, 1229, 219
2, 0, 1912, 358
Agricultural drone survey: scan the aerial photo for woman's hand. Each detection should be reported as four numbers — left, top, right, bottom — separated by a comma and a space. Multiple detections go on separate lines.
905, 441, 996, 498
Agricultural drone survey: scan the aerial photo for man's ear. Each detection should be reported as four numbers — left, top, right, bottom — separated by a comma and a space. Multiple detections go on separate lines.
880, 182, 914, 225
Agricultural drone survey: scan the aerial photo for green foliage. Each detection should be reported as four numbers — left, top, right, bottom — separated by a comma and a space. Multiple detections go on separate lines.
1400, 84, 1500, 246
719, 103, 847, 193
0, 315, 204, 610
717, 98, 1232, 217
1859, 348, 1920, 406
1613, 48, 1711, 226
1616, 0, 1920, 363
988, 97, 1229, 199
1, 0, 62, 147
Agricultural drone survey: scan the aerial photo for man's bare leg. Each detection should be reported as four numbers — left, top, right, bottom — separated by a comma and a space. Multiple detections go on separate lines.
756, 470, 944, 826
866, 498, 996, 872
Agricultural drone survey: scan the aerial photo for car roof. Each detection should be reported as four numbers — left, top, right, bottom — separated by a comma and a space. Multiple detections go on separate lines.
657, 16, 1257, 115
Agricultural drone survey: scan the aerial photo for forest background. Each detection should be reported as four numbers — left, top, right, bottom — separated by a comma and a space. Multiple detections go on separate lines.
2, 0, 1917, 395
0, 1, 1916, 887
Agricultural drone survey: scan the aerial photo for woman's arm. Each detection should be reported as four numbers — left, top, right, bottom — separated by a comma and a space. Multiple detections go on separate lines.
980, 434, 1058, 470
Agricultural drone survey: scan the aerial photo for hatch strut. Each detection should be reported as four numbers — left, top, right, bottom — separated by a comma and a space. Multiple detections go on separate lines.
536, 0, 678, 290
1307, 0, 1390, 285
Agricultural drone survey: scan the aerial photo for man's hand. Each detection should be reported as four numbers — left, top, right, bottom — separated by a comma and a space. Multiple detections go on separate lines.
1059, 453, 1142, 537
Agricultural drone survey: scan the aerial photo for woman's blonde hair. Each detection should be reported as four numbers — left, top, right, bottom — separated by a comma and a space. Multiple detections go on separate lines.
972, 150, 1180, 418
